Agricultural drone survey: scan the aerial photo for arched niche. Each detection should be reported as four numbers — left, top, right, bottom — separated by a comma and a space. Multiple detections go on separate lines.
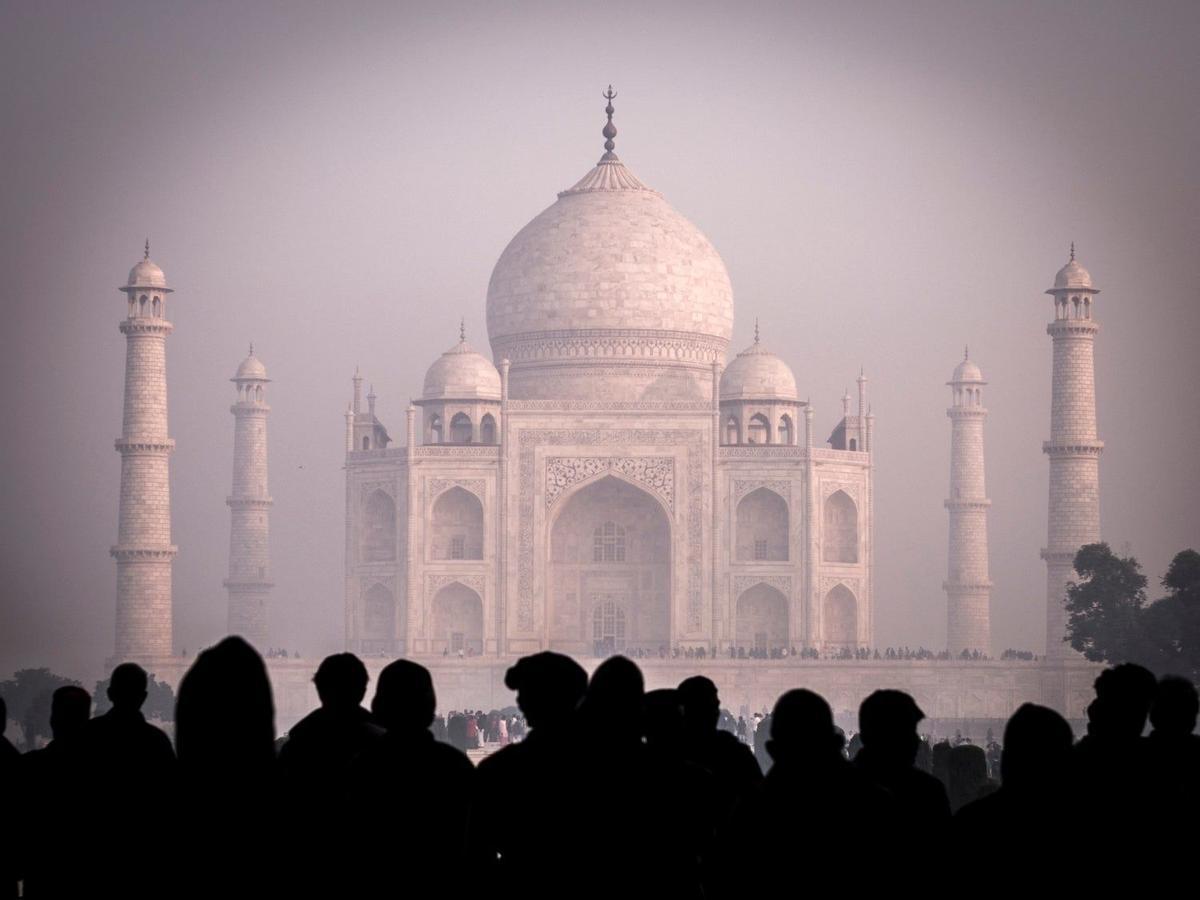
736, 583, 788, 654
747, 413, 770, 445
363, 582, 395, 648
450, 412, 472, 444
823, 583, 857, 648
549, 475, 670, 654
430, 486, 484, 560
363, 490, 396, 561
778, 415, 793, 446
735, 487, 789, 562
480, 413, 497, 444
822, 490, 858, 563
431, 582, 483, 655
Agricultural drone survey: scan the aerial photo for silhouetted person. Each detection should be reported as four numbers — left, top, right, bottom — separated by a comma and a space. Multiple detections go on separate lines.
278, 653, 383, 893
715, 689, 895, 894
1072, 663, 1156, 835
855, 690, 950, 831
573, 657, 702, 899
473, 652, 586, 897
80, 663, 175, 897
1147, 675, 1200, 832
175, 637, 277, 897
676, 675, 761, 821
954, 703, 1075, 882
16, 686, 92, 897
946, 743, 994, 812
350, 659, 475, 897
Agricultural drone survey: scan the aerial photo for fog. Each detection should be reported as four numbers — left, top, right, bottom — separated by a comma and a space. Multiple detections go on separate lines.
1, 0, 1197, 683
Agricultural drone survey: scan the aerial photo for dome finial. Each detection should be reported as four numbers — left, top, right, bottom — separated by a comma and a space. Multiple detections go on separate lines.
144, 238, 150, 260
249, 342, 254, 356
601, 85, 618, 160
460, 317, 466, 342
1069, 241, 1075, 262
964, 344, 969, 361
754, 317, 760, 344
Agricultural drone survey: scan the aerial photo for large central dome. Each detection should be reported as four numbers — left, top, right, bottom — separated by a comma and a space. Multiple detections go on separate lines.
486, 113, 734, 401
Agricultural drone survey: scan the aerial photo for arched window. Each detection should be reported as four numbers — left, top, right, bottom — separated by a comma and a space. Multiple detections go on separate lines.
747, 414, 770, 444
779, 415, 792, 446
361, 436, 370, 450
735, 487, 789, 561
450, 412, 472, 444
139, 294, 147, 314
431, 486, 484, 560
363, 490, 396, 561
152, 297, 161, 317
255, 385, 263, 402
822, 490, 858, 563
593, 521, 626, 562
480, 413, 497, 444
429, 415, 442, 444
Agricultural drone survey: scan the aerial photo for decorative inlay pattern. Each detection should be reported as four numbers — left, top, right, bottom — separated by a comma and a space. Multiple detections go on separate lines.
732, 575, 792, 598
545, 457, 674, 511
425, 573, 485, 597
733, 479, 791, 503
819, 576, 860, 596
429, 478, 486, 501
821, 481, 860, 504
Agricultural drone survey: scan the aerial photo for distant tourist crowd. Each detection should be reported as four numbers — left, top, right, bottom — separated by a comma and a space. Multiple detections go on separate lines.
1, 641, 1195, 896
595, 644, 1034, 661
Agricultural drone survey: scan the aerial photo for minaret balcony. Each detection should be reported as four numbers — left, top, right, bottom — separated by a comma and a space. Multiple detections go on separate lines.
1042, 440, 1103, 457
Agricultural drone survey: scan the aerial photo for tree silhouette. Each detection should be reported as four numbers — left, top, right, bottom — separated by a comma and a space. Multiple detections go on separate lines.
0, 668, 82, 750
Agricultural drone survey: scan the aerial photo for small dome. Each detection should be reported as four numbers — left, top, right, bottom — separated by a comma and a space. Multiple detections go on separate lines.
234, 350, 268, 381
951, 354, 984, 384
1052, 258, 1093, 290
422, 337, 501, 401
720, 339, 798, 401
125, 259, 169, 290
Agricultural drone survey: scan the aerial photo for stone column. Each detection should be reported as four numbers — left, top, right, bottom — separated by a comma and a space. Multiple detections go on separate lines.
112, 245, 176, 660
1042, 247, 1103, 659
225, 349, 273, 648
944, 351, 992, 655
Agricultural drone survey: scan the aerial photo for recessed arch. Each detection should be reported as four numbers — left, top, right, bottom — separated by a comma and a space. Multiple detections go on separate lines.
725, 416, 739, 445
778, 414, 793, 446
823, 583, 857, 649
363, 582, 395, 644
450, 412, 472, 444
822, 490, 858, 563
736, 582, 788, 654
548, 475, 670, 655
431, 486, 483, 560
431, 582, 483, 655
363, 490, 396, 561
480, 413, 497, 444
736, 487, 789, 561
747, 413, 770, 444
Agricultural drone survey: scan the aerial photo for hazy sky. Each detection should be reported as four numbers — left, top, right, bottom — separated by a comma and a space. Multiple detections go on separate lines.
2, 0, 1197, 682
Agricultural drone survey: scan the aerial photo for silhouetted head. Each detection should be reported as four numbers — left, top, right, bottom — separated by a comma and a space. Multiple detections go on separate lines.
1089, 663, 1157, 740
947, 744, 987, 786
858, 690, 925, 767
582, 655, 644, 740
107, 663, 148, 711
677, 675, 720, 734
176, 636, 275, 771
372, 660, 436, 732
50, 685, 91, 741
1149, 675, 1199, 738
930, 740, 952, 785
1001, 703, 1073, 788
503, 652, 586, 730
313, 653, 369, 709
643, 688, 685, 751
768, 689, 842, 764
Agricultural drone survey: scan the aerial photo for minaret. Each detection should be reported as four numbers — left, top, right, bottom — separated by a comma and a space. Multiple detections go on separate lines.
944, 348, 992, 655
225, 346, 273, 647
1042, 244, 1103, 659
112, 241, 177, 660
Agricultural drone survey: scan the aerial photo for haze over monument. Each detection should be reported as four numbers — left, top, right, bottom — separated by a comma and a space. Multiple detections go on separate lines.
1, 2, 1197, 682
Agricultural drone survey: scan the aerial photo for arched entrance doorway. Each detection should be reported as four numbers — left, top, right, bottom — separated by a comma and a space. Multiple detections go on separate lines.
431, 582, 483, 656
735, 583, 788, 655
549, 475, 671, 656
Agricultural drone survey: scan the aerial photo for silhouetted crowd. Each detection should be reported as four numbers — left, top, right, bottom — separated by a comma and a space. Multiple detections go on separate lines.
602, 644, 1030, 661
1, 641, 1196, 897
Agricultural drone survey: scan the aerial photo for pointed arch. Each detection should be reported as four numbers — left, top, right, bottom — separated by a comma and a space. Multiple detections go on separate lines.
778, 414, 793, 446
823, 583, 857, 648
747, 413, 770, 444
480, 413, 497, 444
450, 412, 472, 444
431, 582, 483, 655
363, 582, 395, 642
431, 486, 484, 560
363, 490, 396, 561
736, 487, 789, 561
822, 490, 858, 563
735, 582, 788, 654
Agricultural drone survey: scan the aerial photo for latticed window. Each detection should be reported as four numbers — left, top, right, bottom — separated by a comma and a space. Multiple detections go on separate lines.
450, 535, 465, 560
593, 521, 626, 562
592, 600, 626, 651
754, 539, 768, 561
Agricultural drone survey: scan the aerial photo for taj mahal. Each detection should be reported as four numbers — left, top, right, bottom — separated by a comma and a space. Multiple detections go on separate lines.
108, 93, 1107, 728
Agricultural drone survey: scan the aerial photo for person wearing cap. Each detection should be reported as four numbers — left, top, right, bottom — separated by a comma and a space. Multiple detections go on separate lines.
854, 689, 951, 828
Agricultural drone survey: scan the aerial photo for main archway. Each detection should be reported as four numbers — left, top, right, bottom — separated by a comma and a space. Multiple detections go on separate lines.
548, 475, 671, 656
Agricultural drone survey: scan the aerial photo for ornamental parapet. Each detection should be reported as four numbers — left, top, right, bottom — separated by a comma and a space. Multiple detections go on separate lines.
1046, 320, 1099, 338
119, 319, 174, 336
413, 445, 501, 459
223, 577, 275, 589
1040, 548, 1080, 563
947, 407, 987, 418
115, 438, 175, 454
346, 447, 406, 462
111, 545, 178, 561
227, 496, 274, 508
944, 499, 991, 510
1042, 440, 1104, 457
494, 327, 728, 367
231, 403, 271, 415
507, 398, 713, 412
719, 446, 807, 459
